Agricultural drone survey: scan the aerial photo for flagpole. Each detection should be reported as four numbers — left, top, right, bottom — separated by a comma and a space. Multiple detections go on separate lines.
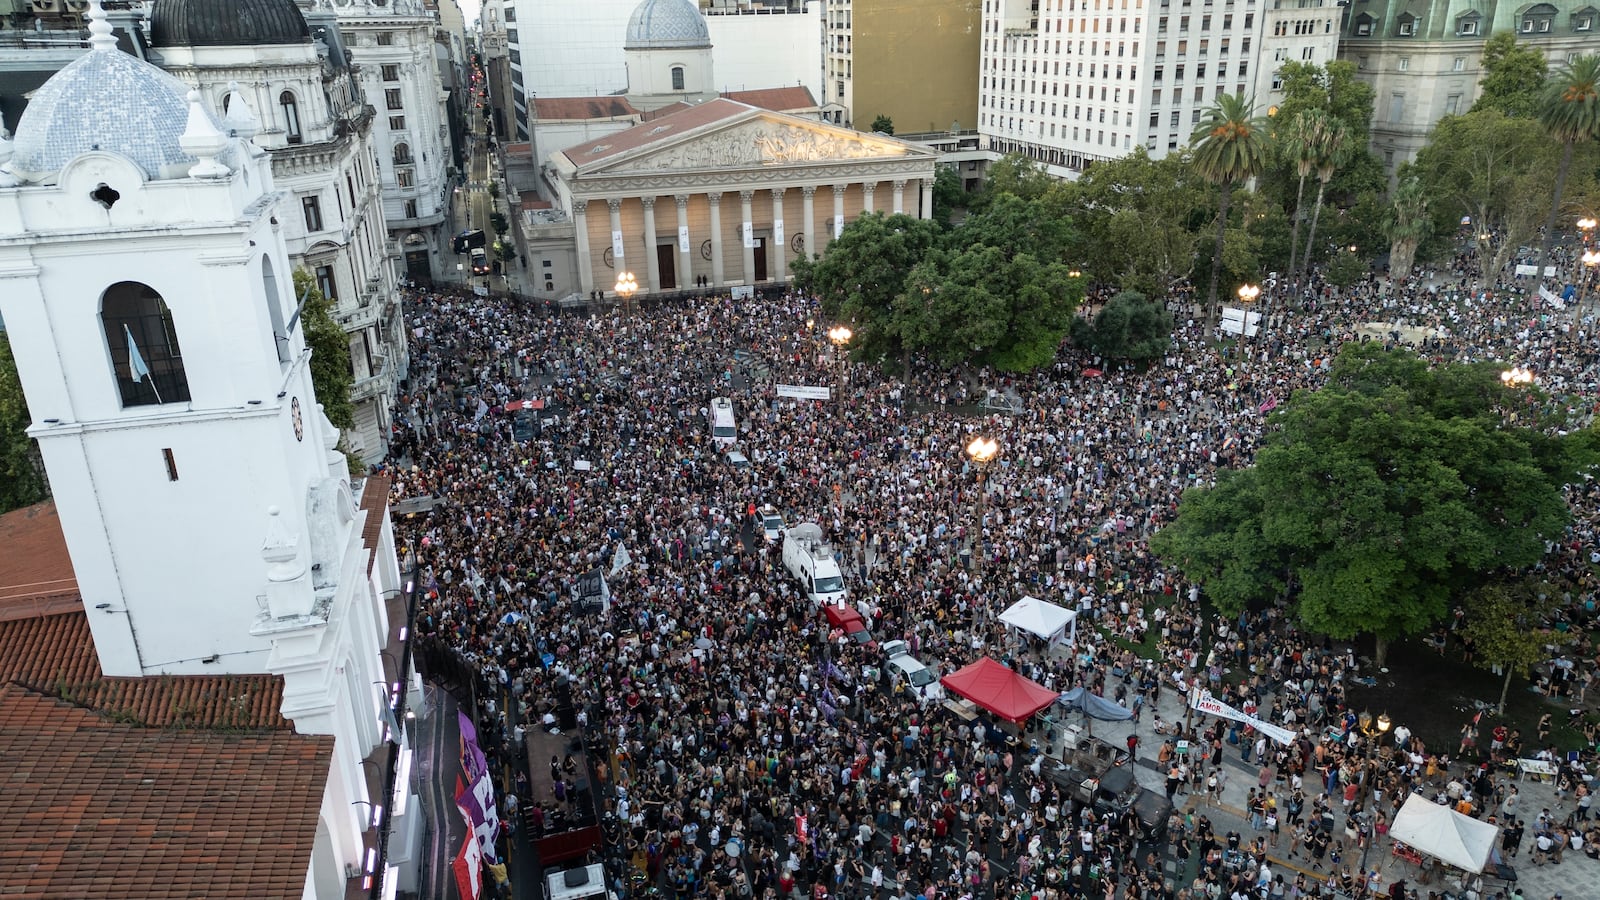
150, 379, 164, 405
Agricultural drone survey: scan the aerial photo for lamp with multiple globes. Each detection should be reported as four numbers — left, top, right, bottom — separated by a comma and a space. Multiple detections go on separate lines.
613, 271, 639, 316
964, 436, 999, 629
1500, 367, 1535, 386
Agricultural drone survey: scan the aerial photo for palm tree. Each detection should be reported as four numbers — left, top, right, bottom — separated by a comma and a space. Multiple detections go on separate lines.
1537, 54, 1600, 274
1190, 93, 1272, 328
1382, 175, 1431, 280
1280, 110, 1322, 285
1299, 115, 1351, 281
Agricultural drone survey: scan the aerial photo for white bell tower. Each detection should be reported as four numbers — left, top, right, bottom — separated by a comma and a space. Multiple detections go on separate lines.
0, 8, 348, 677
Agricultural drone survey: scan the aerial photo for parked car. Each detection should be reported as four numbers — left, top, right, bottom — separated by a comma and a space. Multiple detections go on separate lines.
822, 603, 876, 651
759, 506, 785, 543
880, 640, 944, 703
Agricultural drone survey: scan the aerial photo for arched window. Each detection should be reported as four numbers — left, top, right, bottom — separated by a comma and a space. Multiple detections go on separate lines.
671, 66, 685, 91
101, 282, 191, 407
262, 255, 290, 365
279, 90, 302, 144
392, 142, 412, 165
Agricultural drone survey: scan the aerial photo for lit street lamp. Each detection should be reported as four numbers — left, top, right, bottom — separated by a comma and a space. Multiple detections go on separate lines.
1500, 366, 1535, 387
1581, 249, 1600, 311
965, 436, 999, 628
613, 271, 638, 317
1357, 712, 1393, 876
1237, 284, 1260, 340
827, 326, 852, 384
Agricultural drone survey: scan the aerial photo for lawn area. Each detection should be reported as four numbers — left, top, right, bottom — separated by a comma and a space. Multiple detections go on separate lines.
1344, 636, 1593, 757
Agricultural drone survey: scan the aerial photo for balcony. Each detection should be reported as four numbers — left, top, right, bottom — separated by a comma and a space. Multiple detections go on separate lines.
351, 358, 393, 404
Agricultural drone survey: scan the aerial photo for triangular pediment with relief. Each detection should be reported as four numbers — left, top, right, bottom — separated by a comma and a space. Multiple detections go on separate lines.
586, 115, 934, 176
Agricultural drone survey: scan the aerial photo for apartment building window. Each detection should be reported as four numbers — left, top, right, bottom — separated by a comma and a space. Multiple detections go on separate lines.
1457, 16, 1479, 35
1398, 57, 1409, 71
1170, 110, 1181, 126
396, 168, 414, 188
376, 32, 394, 45
381, 65, 400, 81
1452, 57, 1465, 72
1445, 93, 1462, 115
1150, 111, 1161, 126
302, 195, 323, 232
315, 265, 338, 302
1354, 14, 1373, 35
1577, 14, 1593, 31
404, 199, 418, 219
389, 115, 405, 131
393, 143, 412, 165
1388, 92, 1405, 124
1397, 13, 1416, 35
1302, 46, 1315, 60
279, 91, 301, 144
386, 89, 403, 110
837, 80, 845, 98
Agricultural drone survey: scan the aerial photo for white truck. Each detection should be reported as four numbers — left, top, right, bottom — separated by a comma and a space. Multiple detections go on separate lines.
781, 522, 848, 606
545, 864, 613, 900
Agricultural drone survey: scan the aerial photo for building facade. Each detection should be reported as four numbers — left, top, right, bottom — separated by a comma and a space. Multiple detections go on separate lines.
823, 0, 983, 132
704, 0, 823, 106
977, 0, 1340, 178
1339, 0, 1598, 173
0, 4, 413, 893
328, 0, 452, 284
149, 0, 403, 461
547, 98, 938, 296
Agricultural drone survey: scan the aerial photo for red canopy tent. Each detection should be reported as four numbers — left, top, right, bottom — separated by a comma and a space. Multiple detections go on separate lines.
939, 657, 1061, 723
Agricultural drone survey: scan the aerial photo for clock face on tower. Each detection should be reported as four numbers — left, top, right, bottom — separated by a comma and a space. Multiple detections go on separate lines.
291, 396, 304, 442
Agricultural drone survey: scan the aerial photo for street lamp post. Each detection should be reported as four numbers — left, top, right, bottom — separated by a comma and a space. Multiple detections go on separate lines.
965, 436, 999, 630
1357, 712, 1393, 878
1581, 249, 1600, 311
1237, 284, 1260, 342
827, 326, 852, 386
614, 271, 639, 317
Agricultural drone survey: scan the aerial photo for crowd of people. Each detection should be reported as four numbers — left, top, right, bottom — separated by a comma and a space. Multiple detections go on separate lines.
383, 263, 1600, 900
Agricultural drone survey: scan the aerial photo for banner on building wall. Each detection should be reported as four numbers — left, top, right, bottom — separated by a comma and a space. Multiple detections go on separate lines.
678, 225, 690, 254
833, 214, 844, 238
1188, 688, 1298, 745
742, 221, 755, 249
611, 230, 624, 263
774, 219, 785, 249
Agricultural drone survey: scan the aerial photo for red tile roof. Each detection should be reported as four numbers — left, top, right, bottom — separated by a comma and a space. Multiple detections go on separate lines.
564, 98, 753, 169
0, 502, 78, 619
0, 683, 332, 900
720, 86, 818, 113
359, 474, 391, 577
533, 96, 640, 121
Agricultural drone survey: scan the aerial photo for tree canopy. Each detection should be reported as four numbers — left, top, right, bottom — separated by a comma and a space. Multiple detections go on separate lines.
794, 197, 1083, 372
1063, 149, 1209, 297
1070, 290, 1174, 362
0, 332, 47, 513
1472, 33, 1548, 119
293, 269, 356, 436
1152, 343, 1591, 663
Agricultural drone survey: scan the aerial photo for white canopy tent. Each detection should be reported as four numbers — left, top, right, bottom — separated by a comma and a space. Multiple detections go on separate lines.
998, 596, 1077, 642
1388, 794, 1499, 874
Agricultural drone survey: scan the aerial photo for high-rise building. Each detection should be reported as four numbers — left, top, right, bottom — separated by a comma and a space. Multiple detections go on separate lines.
148, 0, 405, 461
822, 0, 984, 132
1340, 0, 1597, 174
977, 0, 1339, 177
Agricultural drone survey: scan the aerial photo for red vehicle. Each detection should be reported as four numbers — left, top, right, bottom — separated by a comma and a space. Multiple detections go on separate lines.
822, 604, 876, 651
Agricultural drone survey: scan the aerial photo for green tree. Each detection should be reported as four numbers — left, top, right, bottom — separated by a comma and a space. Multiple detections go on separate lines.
1322, 247, 1367, 288
292, 270, 356, 436
791, 212, 945, 367
1472, 33, 1549, 119
1536, 54, 1600, 273
1190, 94, 1273, 328
1383, 174, 1431, 280
971, 153, 1054, 211
1462, 578, 1577, 714
1273, 60, 1377, 145
931, 165, 965, 229
1411, 109, 1564, 279
1152, 343, 1585, 665
1066, 148, 1210, 297
1279, 110, 1322, 280
495, 239, 517, 263
489, 210, 509, 235
1071, 290, 1174, 362
870, 114, 895, 135
1299, 113, 1352, 279
0, 332, 47, 512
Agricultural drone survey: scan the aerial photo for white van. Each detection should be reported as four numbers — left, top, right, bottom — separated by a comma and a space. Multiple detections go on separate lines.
708, 396, 737, 446
546, 865, 613, 900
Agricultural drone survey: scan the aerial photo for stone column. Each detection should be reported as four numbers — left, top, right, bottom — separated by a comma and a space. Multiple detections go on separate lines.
739, 190, 757, 284
920, 179, 934, 220
573, 199, 594, 294
770, 187, 788, 282
862, 181, 876, 214
800, 186, 817, 265
675, 194, 693, 291
892, 179, 907, 215
830, 183, 847, 249
708, 191, 725, 286
640, 196, 660, 293
607, 198, 625, 286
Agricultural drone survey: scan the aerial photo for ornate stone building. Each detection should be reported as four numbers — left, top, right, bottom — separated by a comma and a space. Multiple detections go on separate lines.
148, 0, 403, 461
547, 98, 938, 295
1340, 0, 1600, 174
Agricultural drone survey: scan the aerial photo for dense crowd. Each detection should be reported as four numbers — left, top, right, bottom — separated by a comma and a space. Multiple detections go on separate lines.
386, 265, 1600, 900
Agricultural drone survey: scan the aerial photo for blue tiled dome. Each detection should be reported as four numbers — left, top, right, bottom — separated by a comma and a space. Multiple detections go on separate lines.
624, 0, 711, 50
8, 33, 209, 182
